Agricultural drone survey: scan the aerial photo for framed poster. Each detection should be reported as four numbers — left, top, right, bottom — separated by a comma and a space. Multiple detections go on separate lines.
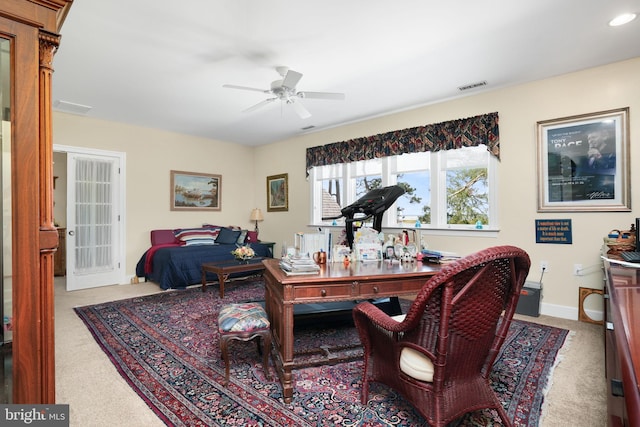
170, 170, 221, 211
267, 173, 288, 212
536, 107, 630, 212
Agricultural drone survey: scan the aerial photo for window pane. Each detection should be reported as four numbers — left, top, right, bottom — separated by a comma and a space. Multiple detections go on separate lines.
396, 171, 431, 227
442, 146, 490, 226
321, 179, 343, 222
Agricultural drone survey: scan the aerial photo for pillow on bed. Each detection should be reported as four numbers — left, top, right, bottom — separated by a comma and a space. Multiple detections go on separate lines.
236, 229, 248, 244
151, 229, 179, 246
174, 228, 219, 246
215, 227, 242, 245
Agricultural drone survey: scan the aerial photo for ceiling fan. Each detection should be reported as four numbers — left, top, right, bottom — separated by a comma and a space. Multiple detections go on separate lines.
223, 66, 345, 119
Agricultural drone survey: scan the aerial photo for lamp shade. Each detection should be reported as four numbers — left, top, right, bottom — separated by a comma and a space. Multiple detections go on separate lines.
250, 208, 264, 221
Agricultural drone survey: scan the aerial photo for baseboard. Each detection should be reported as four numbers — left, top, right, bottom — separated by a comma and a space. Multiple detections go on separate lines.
539, 301, 603, 322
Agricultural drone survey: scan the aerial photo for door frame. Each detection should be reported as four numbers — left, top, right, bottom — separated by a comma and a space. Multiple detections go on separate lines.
53, 145, 127, 288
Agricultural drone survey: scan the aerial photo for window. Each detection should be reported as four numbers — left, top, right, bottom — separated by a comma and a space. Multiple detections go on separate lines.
310, 145, 497, 230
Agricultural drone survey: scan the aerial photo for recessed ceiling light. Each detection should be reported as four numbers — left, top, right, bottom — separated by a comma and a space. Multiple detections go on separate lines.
609, 13, 637, 27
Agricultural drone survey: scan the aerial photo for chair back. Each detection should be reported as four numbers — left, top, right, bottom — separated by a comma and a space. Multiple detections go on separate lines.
402, 245, 531, 386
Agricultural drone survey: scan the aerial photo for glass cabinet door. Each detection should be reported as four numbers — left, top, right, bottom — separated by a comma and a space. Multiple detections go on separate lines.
0, 36, 12, 403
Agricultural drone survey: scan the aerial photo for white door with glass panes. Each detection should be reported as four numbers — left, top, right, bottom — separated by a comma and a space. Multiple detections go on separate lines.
63, 149, 125, 291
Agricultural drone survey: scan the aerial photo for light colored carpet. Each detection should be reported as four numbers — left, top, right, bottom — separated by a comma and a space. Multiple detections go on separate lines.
55, 278, 606, 426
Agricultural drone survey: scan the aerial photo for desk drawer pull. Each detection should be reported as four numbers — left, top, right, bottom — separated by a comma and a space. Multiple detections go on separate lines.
321, 289, 327, 297
372, 286, 379, 293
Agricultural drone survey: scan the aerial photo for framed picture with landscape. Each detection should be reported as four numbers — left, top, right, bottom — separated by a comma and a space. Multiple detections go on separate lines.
536, 107, 630, 212
170, 170, 221, 211
267, 173, 288, 212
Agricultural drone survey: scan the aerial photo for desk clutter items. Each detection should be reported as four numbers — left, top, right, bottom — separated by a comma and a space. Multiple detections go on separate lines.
604, 225, 636, 258
352, 227, 384, 261
279, 254, 321, 275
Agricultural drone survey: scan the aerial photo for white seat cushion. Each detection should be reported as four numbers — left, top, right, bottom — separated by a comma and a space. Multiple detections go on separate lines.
390, 313, 435, 382
399, 347, 434, 382
391, 314, 406, 322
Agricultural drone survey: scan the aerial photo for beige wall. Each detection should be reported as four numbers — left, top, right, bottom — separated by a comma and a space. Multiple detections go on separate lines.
52, 116, 260, 283
255, 57, 640, 319
54, 57, 640, 319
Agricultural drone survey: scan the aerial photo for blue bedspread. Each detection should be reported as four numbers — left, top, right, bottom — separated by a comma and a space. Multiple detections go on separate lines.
135, 243, 272, 290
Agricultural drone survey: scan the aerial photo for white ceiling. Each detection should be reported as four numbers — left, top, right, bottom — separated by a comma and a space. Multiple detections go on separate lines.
52, 0, 640, 146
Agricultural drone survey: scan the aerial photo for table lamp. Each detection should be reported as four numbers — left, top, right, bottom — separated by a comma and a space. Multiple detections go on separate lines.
250, 208, 264, 233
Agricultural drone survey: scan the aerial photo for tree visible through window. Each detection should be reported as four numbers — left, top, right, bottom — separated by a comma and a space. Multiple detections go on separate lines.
311, 145, 496, 229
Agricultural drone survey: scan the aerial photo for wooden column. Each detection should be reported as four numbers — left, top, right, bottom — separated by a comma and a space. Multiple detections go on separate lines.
38, 30, 61, 403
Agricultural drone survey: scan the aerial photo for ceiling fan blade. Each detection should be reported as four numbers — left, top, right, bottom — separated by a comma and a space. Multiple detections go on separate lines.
298, 91, 345, 100
223, 84, 269, 93
243, 98, 276, 113
281, 69, 303, 90
289, 98, 311, 119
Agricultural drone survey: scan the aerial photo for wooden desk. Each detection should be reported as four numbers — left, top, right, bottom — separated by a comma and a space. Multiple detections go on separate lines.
603, 259, 640, 426
262, 258, 441, 402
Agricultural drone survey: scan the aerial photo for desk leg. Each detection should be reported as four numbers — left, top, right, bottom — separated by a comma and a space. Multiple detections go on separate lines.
201, 268, 207, 292
265, 278, 295, 403
280, 302, 295, 402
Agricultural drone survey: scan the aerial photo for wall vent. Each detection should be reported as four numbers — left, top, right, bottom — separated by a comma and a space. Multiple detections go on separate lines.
53, 100, 92, 115
458, 81, 487, 91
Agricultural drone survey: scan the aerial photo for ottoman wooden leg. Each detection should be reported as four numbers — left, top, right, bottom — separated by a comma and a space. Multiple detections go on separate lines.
220, 335, 231, 386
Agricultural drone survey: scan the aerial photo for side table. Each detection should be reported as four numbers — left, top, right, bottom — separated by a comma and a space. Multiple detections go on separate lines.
201, 257, 266, 298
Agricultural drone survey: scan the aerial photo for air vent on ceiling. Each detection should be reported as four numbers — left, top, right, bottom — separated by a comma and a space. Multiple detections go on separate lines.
53, 100, 92, 115
458, 81, 487, 91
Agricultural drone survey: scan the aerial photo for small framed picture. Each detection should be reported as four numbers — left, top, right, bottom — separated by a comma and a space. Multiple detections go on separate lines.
385, 246, 395, 259
170, 170, 221, 211
267, 173, 288, 212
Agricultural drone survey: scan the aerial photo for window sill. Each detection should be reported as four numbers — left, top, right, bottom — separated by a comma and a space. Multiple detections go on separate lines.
311, 225, 499, 238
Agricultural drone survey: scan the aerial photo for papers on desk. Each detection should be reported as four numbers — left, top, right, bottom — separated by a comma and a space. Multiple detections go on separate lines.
421, 249, 461, 264
280, 255, 321, 275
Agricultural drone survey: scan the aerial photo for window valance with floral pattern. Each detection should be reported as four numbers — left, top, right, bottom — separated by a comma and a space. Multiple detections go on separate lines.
306, 112, 499, 175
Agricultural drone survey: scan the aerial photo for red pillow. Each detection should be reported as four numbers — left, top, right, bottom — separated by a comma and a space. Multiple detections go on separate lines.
246, 231, 259, 243
151, 229, 178, 246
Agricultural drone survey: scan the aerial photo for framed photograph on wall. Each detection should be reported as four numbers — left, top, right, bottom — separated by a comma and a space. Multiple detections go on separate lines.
170, 170, 221, 211
536, 107, 630, 212
267, 173, 288, 212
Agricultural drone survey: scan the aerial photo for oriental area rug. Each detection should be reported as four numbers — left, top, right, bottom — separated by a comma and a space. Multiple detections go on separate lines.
75, 278, 569, 427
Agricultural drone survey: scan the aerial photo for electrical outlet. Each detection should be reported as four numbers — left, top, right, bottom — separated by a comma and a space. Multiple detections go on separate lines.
540, 260, 549, 272
574, 264, 583, 276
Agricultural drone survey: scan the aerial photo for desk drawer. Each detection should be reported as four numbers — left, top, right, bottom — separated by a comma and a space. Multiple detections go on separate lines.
359, 279, 424, 298
293, 283, 353, 300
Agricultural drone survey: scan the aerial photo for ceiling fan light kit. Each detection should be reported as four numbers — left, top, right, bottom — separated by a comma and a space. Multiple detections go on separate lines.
224, 66, 345, 119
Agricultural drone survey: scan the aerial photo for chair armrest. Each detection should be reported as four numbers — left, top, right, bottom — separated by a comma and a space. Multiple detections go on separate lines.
353, 301, 409, 333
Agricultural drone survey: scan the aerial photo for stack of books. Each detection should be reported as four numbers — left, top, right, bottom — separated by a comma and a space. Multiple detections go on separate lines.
279, 255, 321, 276
421, 249, 461, 264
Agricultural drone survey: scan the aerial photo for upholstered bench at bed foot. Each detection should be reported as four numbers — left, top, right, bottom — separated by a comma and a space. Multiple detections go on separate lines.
218, 302, 272, 386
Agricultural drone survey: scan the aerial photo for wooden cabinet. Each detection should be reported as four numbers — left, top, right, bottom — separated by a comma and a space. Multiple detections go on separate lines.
54, 228, 66, 276
603, 260, 640, 425
0, 0, 74, 404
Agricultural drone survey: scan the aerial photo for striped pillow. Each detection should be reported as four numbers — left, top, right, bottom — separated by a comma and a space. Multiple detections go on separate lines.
174, 227, 220, 246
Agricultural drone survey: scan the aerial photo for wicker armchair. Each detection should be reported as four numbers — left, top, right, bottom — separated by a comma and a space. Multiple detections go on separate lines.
353, 245, 531, 426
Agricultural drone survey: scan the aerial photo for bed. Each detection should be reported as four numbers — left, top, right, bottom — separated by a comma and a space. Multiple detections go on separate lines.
135, 227, 273, 290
